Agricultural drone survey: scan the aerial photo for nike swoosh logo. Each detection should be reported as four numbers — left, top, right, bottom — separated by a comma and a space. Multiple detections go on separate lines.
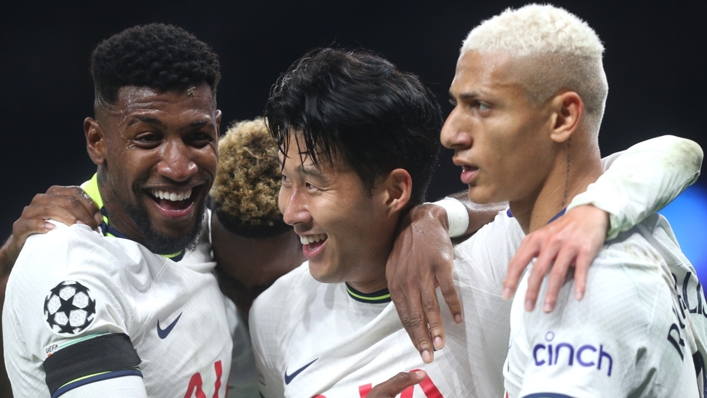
157, 312, 183, 339
284, 358, 318, 384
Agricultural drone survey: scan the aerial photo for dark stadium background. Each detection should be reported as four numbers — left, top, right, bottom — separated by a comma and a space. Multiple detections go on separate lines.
0, 1, 705, 395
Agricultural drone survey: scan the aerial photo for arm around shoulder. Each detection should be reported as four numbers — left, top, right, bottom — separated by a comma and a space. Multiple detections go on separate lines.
571, 135, 703, 239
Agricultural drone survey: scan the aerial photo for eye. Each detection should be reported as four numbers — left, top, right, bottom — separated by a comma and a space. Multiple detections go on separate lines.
478, 102, 490, 111
449, 98, 458, 107
134, 133, 161, 146
187, 132, 214, 148
305, 182, 319, 192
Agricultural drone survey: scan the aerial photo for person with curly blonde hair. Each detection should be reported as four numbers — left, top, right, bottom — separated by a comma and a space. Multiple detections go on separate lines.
210, 118, 304, 316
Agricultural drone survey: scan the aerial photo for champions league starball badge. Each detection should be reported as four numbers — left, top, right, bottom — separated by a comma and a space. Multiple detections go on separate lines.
44, 281, 97, 335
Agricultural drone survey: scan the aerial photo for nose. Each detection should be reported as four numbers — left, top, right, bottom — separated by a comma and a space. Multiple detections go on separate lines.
440, 107, 472, 150
157, 139, 198, 182
279, 187, 312, 226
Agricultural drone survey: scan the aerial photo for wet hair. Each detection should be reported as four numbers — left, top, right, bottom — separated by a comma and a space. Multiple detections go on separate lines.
462, 4, 608, 135
90, 23, 221, 104
264, 48, 443, 205
210, 118, 291, 238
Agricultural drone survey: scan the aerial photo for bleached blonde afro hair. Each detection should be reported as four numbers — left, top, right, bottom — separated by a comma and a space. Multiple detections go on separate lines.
211, 118, 288, 236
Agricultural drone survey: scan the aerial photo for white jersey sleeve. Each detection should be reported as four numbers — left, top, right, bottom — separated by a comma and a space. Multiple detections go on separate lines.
3, 223, 143, 397
569, 135, 703, 239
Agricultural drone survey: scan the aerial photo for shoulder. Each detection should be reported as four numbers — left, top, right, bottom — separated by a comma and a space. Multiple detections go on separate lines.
250, 262, 311, 321
454, 209, 523, 287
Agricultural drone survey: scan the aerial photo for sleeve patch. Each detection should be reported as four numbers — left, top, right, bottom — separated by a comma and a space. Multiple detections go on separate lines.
44, 280, 97, 335
43, 333, 142, 395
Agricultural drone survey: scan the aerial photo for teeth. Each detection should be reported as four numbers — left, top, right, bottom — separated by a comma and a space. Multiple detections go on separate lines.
299, 234, 328, 245
150, 188, 192, 201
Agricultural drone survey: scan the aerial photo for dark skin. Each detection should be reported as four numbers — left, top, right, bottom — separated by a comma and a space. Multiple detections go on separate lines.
211, 211, 305, 316
86, 84, 220, 249
1, 184, 607, 366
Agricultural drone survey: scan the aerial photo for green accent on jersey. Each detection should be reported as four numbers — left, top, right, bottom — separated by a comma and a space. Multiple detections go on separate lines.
80, 173, 184, 260
58, 332, 109, 351
345, 285, 391, 303
81, 174, 108, 226
58, 367, 141, 389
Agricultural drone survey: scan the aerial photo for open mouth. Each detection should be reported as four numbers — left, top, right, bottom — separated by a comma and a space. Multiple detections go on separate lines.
147, 186, 200, 213
460, 165, 479, 184
300, 233, 328, 253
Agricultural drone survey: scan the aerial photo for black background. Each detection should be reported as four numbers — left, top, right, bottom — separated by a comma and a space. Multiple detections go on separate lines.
0, 0, 706, 395
1, 0, 705, 239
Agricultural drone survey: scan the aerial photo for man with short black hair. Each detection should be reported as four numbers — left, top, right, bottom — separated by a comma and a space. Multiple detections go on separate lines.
3, 23, 238, 397
249, 47, 701, 397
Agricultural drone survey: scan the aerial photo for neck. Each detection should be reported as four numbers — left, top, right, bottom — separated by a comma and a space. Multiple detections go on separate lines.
346, 270, 389, 294
96, 169, 146, 245
510, 140, 603, 234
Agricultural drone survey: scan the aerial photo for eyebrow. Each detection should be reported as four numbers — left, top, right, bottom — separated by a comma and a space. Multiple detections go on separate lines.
127, 116, 165, 128
298, 163, 326, 179
456, 92, 480, 101
126, 117, 212, 129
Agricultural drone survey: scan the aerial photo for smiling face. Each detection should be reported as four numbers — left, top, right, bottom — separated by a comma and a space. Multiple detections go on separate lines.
277, 132, 399, 292
440, 51, 558, 206
86, 83, 220, 253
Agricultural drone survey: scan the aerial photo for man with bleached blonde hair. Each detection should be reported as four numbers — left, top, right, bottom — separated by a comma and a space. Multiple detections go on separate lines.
442, 4, 706, 397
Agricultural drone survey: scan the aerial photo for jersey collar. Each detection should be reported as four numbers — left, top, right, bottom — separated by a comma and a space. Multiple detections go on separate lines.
345, 282, 391, 304
81, 174, 185, 262
506, 207, 567, 224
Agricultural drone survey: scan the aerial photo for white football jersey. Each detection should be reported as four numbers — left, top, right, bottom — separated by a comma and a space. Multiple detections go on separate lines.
3, 176, 238, 398
249, 210, 524, 398
504, 213, 707, 398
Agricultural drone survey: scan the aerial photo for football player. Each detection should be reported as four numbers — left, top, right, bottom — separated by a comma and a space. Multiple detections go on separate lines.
441, 4, 706, 396
249, 47, 702, 397
2, 24, 239, 397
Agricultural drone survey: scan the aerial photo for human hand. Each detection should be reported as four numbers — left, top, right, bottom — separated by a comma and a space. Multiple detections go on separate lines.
365, 370, 427, 398
502, 205, 609, 312
4, 186, 101, 267
386, 203, 461, 364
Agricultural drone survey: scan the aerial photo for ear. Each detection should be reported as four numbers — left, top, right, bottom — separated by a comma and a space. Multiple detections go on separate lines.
215, 109, 223, 137
85, 117, 107, 165
549, 91, 583, 144
380, 168, 413, 216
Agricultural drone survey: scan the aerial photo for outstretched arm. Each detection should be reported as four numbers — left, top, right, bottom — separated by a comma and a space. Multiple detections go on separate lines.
503, 135, 703, 312
386, 193, 505, 363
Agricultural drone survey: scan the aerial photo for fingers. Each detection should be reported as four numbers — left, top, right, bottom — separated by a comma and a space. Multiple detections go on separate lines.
438, 272, 462, 324
366, 370, 426, 398
572, 245, 595, 301
392, 284, 434, 363
504, 236, 540, 300
420, 284, 445, 352
539, 246, 576, 313
45, 186, 102, 227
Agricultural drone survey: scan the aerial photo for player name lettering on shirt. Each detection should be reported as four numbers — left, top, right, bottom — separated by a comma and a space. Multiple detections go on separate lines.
532, 331, 613, 377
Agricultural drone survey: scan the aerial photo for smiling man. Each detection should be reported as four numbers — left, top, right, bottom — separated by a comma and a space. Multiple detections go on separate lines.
441, 5, 706, 397
3, 24, 237, 397
248, 47, 701, 397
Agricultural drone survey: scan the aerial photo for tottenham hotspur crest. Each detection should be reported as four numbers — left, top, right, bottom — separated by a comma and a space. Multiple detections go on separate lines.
44, 281, 97, 335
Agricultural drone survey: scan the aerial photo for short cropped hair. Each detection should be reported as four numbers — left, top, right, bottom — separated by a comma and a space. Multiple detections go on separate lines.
91, 23, 221, 104
210, 118, 290, 238
462, 4, 608, 134
264, 48, 443, 205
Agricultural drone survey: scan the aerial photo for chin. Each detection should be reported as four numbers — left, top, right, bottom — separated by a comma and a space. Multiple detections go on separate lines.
308, 263, 338, 284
